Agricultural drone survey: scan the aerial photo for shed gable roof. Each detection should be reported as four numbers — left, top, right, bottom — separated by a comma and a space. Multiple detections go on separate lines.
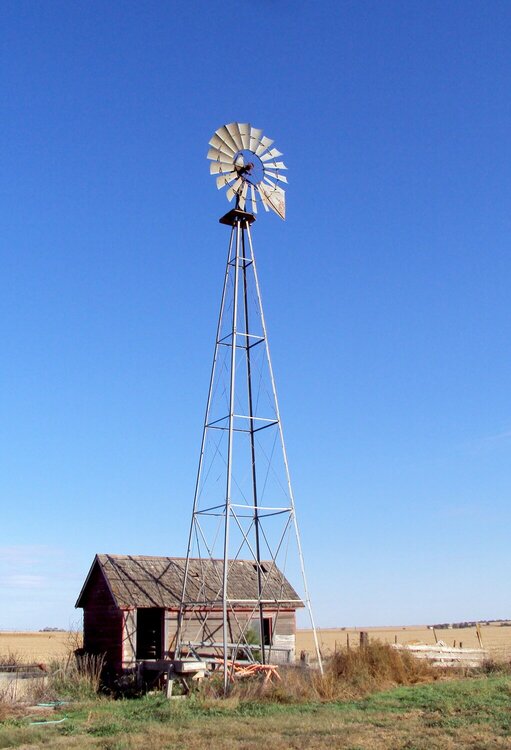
76, 554, 303, 609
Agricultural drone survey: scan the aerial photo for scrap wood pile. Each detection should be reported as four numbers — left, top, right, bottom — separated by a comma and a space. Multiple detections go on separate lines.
214, 658, 281, 685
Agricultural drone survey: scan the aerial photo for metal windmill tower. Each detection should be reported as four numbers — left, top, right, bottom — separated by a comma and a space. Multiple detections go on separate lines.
175, 123, 322, 689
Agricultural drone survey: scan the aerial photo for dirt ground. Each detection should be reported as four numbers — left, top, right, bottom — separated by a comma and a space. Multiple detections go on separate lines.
1, 623, 510, 663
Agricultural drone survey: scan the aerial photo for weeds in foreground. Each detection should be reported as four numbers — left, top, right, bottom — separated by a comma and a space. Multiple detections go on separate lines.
327, 639, 435, 688
0, 652, 26, 670
196, 641, 438, 704
0, 649, 105, 708
32, 652, 106, 702
478, 658, 511, 676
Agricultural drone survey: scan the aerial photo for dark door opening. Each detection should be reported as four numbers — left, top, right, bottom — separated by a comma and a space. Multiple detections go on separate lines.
262, 617, 272, 646
136, 608, 163, 660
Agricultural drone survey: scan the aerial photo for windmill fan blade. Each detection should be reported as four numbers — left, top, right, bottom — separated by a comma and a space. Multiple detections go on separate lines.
238, 181, 249, 210
255, 135, 274, 156
250, 184, 257, 214
210, 161, 236, 175
263, 160, 287, 171
226, 123, 244, 151
207, 147, 234, 163
257, 185, 270, 212
249, 127, 263, 151
216, 172, 238, 189
260, 148, 283, 162
226, 177, 243, 202
262, 176, 278, 190
238, 123, 251, 149
216, 125, 240, 154
264, 171, 288, 184
209, 133, 236, 157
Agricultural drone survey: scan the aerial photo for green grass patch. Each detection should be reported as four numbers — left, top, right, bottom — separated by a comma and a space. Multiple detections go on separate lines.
2, 675, 511, 749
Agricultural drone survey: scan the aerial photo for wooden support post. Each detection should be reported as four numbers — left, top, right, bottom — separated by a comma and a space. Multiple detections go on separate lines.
300, 650, 309, 666
394, 635, 398, 645
433, 627, 438, 644
476, 623, 484, 648
346, 632, 350, 650
360, 632, 369, 649
165, 665, 175, 698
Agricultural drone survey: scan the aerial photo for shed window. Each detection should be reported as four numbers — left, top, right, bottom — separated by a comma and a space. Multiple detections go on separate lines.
136, 608, 163, 660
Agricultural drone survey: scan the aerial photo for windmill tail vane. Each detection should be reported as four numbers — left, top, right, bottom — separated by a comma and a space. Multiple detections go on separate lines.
175, 123, 321, 692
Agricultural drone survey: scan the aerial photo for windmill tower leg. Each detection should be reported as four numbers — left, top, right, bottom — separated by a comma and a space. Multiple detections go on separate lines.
175, 210, 322, 693
221, 217, 241, 692
241, 230, 266, 665
246, 223, 324, 674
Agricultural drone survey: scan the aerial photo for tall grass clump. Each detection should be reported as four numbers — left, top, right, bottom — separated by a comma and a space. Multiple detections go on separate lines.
0, 651, 25, 670
28, 652, 106, 702
198, 641, 438, 705
0, 651, 47, 707
326, 640, 435, 694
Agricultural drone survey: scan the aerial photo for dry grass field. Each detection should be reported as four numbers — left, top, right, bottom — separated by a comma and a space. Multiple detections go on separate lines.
0, 631, 76, 662
297, 623, 511, 661
2, 623, 511, 664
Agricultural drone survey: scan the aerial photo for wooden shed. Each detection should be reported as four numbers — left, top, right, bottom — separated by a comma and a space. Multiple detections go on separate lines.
76, 554, 303, 680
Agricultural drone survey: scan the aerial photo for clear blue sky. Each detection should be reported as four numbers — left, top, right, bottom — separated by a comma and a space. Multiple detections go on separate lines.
1, 0, 510, 630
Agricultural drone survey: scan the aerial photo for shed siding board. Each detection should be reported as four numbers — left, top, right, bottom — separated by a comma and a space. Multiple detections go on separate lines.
80, 562, 114, 608
272, 634, 295, 663
83, 608, 122, 671
163, 608, 295, 654
273, 611, 295, 637
164, 611, 175, 659
82, 563, 123, 672
122, 610, 137, 669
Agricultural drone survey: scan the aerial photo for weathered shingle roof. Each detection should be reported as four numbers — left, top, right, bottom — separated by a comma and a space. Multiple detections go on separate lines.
76, 554, 303, 609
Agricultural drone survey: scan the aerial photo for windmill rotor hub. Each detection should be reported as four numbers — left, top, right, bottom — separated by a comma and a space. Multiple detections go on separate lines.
234, 150, 260, 181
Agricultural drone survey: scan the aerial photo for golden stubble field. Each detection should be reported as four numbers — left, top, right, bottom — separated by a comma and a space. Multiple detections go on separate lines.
0, 631, 76, 662
2, 624, 511, 663
297, 623, 511, 660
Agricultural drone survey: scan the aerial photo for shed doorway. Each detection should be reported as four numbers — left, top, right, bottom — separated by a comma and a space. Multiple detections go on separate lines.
136, 608, 163, 660
262, 617, 272, 646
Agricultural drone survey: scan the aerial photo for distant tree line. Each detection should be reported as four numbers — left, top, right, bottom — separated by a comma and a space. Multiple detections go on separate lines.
431, 620, 510, 629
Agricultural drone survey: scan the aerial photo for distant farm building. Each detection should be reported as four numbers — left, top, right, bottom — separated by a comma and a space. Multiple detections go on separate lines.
76, 554, 303, 680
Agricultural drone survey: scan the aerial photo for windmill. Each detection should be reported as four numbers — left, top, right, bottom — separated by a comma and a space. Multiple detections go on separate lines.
174, 123, 322, 690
